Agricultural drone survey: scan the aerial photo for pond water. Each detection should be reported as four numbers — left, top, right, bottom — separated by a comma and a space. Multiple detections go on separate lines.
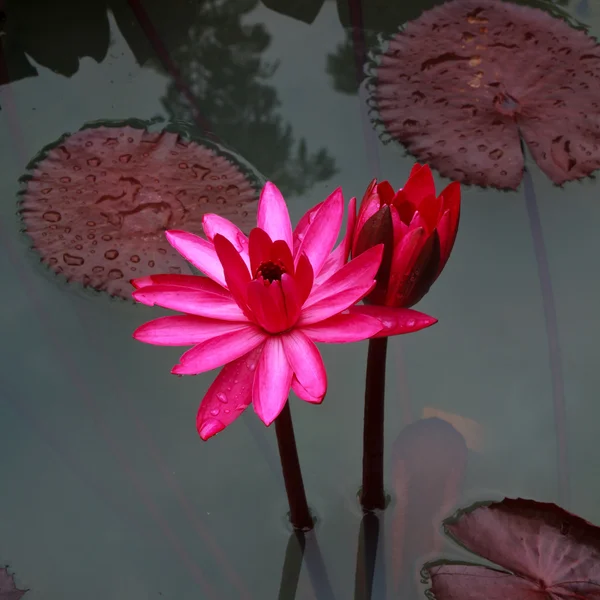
0, 0, 599, 598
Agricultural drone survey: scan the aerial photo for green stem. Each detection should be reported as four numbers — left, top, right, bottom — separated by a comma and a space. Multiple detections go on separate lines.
361, 337, 388, 511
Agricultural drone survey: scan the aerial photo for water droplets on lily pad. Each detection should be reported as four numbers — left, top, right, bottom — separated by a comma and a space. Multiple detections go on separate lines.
367, 0, 600, 189
19, 119, 262, 299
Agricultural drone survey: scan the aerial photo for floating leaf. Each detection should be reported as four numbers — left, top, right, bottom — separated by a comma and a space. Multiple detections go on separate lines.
369, 0, 600, 189
426, 497, 600, 599
19, 120, 261, 299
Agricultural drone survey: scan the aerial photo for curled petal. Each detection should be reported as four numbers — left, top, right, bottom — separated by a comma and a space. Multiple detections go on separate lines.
196, 345, 264, 440
132, 285, 249, 322
348, 305, 437, 336
295, 187, 344, 277
202, 214, 250, 270
165, 230, 226, 287
299, 312, 383, 343
281, 330, 327, 400
257, 182, 293, 250
172, 325, 267, 375
252, 337, 292, 426
133, 315, 250, 346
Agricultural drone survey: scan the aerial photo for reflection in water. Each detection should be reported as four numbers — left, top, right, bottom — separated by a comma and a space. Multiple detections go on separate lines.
390, 418, 467, 598
150, 0, 338, 196
424, 498, 600, 598
1, 0, 337, 197
353, 512, 385, 600
278, 531, 305, 599
575, 0, 589, 17
0, 72, 252, 600
523, 169, 569, 506
366, 0, 600, 190
422, 407, 484, 452
18, 120, 260, 299
277, 530, 335, 600
0, 0, 110, 82
261, 0, 324, 25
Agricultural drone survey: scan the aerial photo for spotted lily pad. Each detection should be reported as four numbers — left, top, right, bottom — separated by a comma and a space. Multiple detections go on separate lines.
19, 119, 261, 299
369, 0, 600, 189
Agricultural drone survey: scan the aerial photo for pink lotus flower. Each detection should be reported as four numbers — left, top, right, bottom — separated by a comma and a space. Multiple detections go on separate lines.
132, 182, 437, 440
352, 164, 460, 308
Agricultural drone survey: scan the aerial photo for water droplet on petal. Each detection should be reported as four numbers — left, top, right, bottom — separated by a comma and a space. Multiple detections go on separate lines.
210, 408, 220, 416
104, 249, 119, 260
407, 319, 416, 327
235, 403, 248, 411
216, 392, 228, 404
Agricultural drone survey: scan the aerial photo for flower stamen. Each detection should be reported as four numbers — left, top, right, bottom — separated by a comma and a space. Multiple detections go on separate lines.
255, 260, 287, 282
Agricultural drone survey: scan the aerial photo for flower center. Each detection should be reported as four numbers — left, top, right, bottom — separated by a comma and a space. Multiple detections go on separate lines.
255, 259, 287, 282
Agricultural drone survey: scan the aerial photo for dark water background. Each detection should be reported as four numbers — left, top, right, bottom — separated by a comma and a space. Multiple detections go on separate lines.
0, 0, 598, 597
